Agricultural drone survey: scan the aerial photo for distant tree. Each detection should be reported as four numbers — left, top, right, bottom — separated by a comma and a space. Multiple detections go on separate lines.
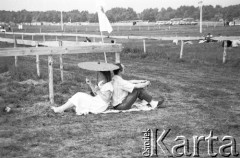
106, 7, 138, 22
140, 8, 158, 21
89, 13, 98, 23
0, 4, 240, 23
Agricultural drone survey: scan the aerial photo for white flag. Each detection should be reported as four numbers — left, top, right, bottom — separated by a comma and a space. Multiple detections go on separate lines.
97, 4, 113, 33
198, 0, 203, 6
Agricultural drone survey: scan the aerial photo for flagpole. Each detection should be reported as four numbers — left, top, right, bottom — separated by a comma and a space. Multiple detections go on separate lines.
61, 11, 63, 31
101, 31, 108, 63
200, 5, 202, 33
199, 1, 203, 33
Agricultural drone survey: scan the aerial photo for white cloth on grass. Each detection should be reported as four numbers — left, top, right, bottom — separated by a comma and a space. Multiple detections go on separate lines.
69, 81, 113, 115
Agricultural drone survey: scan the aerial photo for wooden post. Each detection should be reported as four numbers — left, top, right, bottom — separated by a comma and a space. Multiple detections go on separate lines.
115, 52, 120, 63
43, 35, 45, 41
180, 40, 184, 59
36, 42, 40, 77
223, 40, 227, 64
32, 35, 34, 41
93, 37, 96, 42
113, 40, 120, 63
21, 33, 24, 40
56, 36, 58, 41
48, 55, 54, 104
14, 35, 18, 67
60, 54, 64, 82
59, 41, 64, 82
143, 40, 146, 53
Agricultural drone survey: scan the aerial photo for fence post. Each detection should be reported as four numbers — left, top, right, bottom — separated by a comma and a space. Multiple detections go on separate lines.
14, 35, 18, 67
223, 40, 227, 64
21, 33, 24, 40
59, 41, 64, 82
43, 35, 45, 41
180, 40, 184, 59
36, 42, 40, 77
143, 40, 146, 53
32, 35, 34, 41
115, 52, 120, 63
76, 36, 78, 42
48, 55, 54, 104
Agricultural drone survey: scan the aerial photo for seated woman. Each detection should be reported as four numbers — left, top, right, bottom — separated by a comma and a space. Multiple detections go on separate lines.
51, 71, 113, 115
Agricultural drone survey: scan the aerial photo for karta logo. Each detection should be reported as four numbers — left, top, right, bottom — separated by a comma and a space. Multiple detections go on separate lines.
142, 129, 239, 157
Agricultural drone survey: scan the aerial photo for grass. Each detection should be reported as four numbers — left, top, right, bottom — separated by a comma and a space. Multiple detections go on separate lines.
0, 25, 240, 157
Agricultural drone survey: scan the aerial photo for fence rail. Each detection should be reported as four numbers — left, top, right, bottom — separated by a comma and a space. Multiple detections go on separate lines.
0, 37, 122, 104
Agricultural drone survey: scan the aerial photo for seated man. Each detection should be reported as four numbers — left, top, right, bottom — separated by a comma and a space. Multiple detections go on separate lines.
112, 63, 164, 110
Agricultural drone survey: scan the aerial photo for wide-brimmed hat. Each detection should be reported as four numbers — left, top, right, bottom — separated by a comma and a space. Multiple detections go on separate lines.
78, 62, 119, 71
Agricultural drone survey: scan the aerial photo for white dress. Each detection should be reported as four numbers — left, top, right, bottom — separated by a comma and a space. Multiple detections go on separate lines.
68, 81, 113, 115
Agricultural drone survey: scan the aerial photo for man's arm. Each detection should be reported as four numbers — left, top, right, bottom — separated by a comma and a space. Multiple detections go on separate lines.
133, 81, 150, 88
129, 80, 148, 84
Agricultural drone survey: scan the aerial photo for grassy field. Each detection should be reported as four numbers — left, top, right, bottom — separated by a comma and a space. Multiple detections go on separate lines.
0, 25, 240, 158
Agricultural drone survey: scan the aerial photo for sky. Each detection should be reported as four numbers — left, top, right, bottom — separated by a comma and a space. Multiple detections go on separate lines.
0, 0, 239, 13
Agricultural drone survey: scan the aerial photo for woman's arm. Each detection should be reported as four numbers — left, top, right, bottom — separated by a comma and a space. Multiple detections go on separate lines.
86, 78, 98, 95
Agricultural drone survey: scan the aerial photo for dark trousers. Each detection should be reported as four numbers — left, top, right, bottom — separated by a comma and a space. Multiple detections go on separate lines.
114, 88, 152, 110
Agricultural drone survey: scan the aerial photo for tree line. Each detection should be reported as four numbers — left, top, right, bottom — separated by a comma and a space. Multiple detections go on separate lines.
0, 4, 240, 24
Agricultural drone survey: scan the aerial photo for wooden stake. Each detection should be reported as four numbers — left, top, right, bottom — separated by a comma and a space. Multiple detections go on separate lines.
48, 55, 54, 104
115, 52, 120, 63
114, 40, 120, 63
36, 42, 40, 77
180, 40, 184, 59
14, 35, 18, 67
223, 40, 227, 64
59, 41, 64, 82
143, 40, 146, 53
43, 35, 45, 41
60, 54, 64, 82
